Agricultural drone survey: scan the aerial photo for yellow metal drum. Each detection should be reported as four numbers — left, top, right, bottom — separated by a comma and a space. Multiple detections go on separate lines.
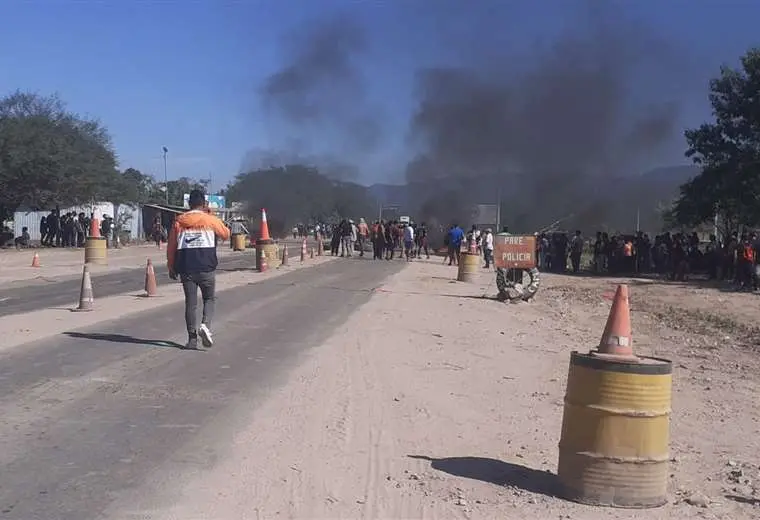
558, 351, 672, 508
456, 252, 480, 283
232, 233, 247, 251
84, 237, 107, 265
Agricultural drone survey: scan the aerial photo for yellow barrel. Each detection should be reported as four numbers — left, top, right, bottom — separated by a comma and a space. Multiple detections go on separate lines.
232, 234, 247, 251
558, 351, 672, 508
456, 252, 480, 282
84, 237, 107, 265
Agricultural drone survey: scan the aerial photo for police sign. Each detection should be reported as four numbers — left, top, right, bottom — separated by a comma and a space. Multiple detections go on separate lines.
493, 234, 537, 269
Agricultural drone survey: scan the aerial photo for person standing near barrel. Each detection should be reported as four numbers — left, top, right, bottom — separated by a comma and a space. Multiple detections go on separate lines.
167, 189, 231, 350
229, 219, 249, 250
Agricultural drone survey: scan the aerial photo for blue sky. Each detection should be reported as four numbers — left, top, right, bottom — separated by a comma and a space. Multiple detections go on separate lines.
1, 0, 759, 189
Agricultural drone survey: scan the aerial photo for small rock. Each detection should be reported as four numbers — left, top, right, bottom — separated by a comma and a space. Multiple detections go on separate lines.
456, 498, 468, 506
728, 460, 738, 467
685, 492, 709, 508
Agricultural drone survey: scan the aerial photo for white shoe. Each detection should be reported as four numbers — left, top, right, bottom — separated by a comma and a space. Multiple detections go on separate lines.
198, 323, 214, 348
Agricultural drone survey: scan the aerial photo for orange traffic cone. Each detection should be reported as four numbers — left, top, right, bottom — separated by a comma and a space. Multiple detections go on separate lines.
74, 265, 94, 312
259, 248, 268, 272
89, 217, 101, 238
281, 244, 289, 266
31, 252, 41, 268
596, 284, 635, 359
144, 259, 157, 297
300, 239, 307, 263
259, 208, 271, 241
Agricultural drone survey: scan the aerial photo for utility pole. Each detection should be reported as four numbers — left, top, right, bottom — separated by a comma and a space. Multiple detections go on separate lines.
496, 186, 502, 232
162, 146, 169, 204
636, 207, 640, 233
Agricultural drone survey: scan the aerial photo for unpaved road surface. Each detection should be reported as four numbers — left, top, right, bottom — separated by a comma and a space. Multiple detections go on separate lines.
125, 261, 758, 520
0, 257, 401, 520
2, 256, 759, 520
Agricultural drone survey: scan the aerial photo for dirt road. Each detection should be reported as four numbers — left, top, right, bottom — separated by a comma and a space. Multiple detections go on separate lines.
1, 254, 757, 519
122, 260, 757, 520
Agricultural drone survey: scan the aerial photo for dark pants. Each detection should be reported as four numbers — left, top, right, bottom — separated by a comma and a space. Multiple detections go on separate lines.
373, 240, 384, 260
570, 252, 581, 273
484, 248, 493, 268
180, 271, 216, 337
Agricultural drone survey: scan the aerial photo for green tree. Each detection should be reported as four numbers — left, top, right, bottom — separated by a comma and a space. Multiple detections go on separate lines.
0, 90, 118, 216
669, 48, 760, 235
166, 176, 205, 207
225, 164, 375, 235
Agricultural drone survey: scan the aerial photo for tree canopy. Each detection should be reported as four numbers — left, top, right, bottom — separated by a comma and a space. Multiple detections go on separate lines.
0, 90, 206, 219
669, 48, 760, 236
225, 164, 376, 234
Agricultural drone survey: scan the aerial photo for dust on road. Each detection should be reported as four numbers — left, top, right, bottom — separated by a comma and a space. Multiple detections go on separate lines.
130, 261, 760, 520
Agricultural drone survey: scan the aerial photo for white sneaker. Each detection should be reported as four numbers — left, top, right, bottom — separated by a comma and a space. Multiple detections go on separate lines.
198, 323, 214, 348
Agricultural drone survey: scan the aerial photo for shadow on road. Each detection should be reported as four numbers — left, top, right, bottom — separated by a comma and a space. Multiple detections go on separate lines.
408, 455, 558, 497
725, 494, 760, 506
63, 331, 185, 349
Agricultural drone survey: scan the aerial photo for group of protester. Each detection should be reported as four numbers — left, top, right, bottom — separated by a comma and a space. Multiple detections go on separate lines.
325, 219, 432, 261
36, 210, 116, 248
534, 229, 760, 291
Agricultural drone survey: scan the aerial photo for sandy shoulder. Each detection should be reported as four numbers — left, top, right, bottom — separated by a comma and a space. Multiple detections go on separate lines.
136, 260, 760, 520
0, 256, 336, 352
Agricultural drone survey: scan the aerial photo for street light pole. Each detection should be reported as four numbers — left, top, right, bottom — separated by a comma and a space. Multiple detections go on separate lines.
162, 146, 169, 204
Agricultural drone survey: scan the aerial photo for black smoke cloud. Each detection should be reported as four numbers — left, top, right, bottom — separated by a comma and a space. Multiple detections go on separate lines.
405, 4, 684, 230
259, 13, 381, 179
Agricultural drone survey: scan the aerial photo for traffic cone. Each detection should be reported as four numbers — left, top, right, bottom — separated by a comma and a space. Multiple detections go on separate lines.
74, 265, 94, 312
31, 252, 41, 268
281, 244, 289, 266
596, 284, 635, 359
144, 259, 157, 297
259, 208, 271, 241
310, 247, 315, 259
89, 217, 101, 238
300, 239, 307, 263
259, 248, 268, 272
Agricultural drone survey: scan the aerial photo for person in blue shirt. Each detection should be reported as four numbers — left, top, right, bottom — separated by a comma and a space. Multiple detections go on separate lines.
447, 224, 465, 266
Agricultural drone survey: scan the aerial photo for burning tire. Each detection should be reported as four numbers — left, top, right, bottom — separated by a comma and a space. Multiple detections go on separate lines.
496, 267, 540, 302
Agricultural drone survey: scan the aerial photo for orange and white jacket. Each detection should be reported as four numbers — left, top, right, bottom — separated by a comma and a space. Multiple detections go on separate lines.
167, 210, 231, 274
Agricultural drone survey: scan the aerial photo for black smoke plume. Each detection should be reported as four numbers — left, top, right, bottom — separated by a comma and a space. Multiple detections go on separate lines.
259, 13, 381, 180
405, 4, 683, 231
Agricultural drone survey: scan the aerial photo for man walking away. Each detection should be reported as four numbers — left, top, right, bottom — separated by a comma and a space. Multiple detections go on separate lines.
417, 222, 430, 259
357, 218, 369, 257
447, 224, 465, 266
483, 228, 494, 268
167, 189, 231, 349
403, 222, 415, 261
570, 230, 583, 273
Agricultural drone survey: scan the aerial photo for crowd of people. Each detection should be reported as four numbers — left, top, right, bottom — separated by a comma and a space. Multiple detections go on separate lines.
37, 210, 116, 248
322, 219, 432, 262
534, 229, 760, 290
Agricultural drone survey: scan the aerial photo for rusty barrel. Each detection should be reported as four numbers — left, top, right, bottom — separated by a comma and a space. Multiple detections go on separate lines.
558, 351, 672, 508
84, 237, 107, 265
232, 233, 247, 251
456, 252, 480, 283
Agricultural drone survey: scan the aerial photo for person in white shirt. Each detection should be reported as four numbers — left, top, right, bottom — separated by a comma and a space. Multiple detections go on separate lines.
403, 223, 415, 261
483, 228, 494, 268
